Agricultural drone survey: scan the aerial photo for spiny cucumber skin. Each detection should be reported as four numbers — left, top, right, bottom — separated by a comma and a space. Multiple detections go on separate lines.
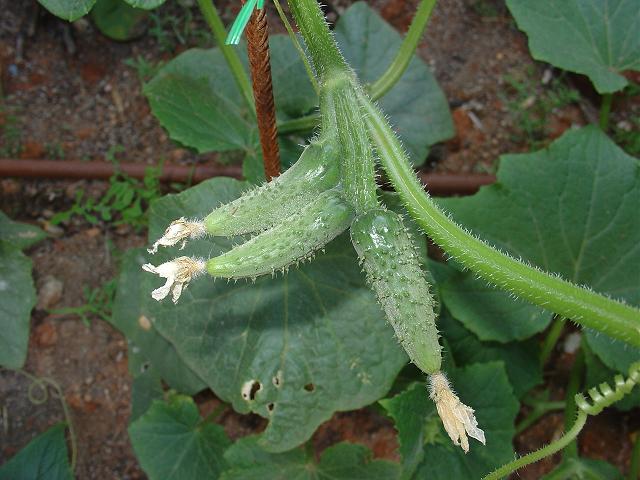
350, 209, 442, 374
204, 137, 340, 236
207, 188, 353, 279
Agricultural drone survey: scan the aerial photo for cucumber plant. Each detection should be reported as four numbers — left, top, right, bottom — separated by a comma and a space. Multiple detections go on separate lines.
6, 0, 639, 478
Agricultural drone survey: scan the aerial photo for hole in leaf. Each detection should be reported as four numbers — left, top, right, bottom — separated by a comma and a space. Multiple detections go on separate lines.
267, 403, 275, 413
241, 380, 262, 401
303, 383, 315, 392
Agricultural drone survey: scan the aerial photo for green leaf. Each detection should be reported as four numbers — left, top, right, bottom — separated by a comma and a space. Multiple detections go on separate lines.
144, 48, 256, 153
441, 267, 552, 342
382, 362, 519, 479
37, 0, 97, 21
439, 310, 542, 398
135, 177, 406, 452
334, 2, 454, 165
110, 248, 207, 394
0, 242, 37, 369
129, 394, 231, 480
0, 423, 73, 480
123, 0, 165, 9
130, 366, 164, 423
506, 0, 640, 94
91, 0, 148, 41
221, 436, 400, 480
440, 126, 640, 347
541, 457, 623, 480
0, 211, 46, 250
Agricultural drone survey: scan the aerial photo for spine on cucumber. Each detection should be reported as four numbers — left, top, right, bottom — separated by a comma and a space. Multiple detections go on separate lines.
350, 209, 441, 374
207, 188, 354, 279
204, 136, 340, 236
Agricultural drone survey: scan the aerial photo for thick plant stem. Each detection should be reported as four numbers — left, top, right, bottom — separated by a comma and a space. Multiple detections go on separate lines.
359, 95, 640, 347
369, 0, 437, 101
286, 0, 348, 78
483, 411, 587, 480
197, 0, 255, 113
245, 4, 281, 180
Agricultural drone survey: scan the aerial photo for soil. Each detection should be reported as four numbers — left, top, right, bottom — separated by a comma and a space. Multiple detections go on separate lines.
0, 0, 637, 478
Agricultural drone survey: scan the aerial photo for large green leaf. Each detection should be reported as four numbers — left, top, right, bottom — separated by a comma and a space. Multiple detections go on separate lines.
134, 177, 406, 452
110, 248, 207, 395
334, 2, 454, 165
441, 267, 552, 342
381, 362, 519, 479
37, 0, 96, 21
439, 126, 640, 355
144, 48, 256, 154
221, 436, 400, 480
129, 394, 231, 480
0, 211, 46, 250
507, 0, 640, 93
0, 242, 37, 369
439, 311, 542, 398
0, 423, 73, 480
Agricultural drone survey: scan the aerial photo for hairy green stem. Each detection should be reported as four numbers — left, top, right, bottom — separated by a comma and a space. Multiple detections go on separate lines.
539, 316, 566, 367
484, 410, 587, 480
359, 95, 640, 347
599, 93, 613, 131
197, 0, 255, 113
286, 0, 348, 78
515, 400, 565, 435
369, 0, 437, 100
563, 349, 584, 459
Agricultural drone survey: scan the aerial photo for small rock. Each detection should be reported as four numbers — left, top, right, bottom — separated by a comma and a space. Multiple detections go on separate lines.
37, 275, 64, 309
85, 227, 101, 238
34, 321, 58, 347
42, 221, 64, 237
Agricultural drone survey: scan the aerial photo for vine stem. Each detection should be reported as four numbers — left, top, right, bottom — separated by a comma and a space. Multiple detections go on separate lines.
483, 411, 587, 480
245, 3, 281, 180
358, 95, 640, 347
539, 316, 565, 367
369, 0, 437, 101
629, 431, 640, 480
196, 0, 255, 114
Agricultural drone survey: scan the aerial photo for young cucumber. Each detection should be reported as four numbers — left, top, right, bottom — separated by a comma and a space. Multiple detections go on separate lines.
204, 136, 340, 236
350, 209, 441, 374
207, 188, 353, 279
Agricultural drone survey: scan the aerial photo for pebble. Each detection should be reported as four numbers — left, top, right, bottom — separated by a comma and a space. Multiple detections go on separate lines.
37, 275, 64, 309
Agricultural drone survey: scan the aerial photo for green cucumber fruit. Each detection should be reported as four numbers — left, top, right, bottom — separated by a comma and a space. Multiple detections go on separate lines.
207, 188, 353, 279
204, 136, 340, 236
350, 209, 441, 374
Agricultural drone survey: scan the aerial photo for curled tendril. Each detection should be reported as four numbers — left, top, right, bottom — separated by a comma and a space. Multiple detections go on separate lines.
226, 0, 266, 45
483, 361, 640, 480
3, 369, 78, 474
576, 361, 640, 416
